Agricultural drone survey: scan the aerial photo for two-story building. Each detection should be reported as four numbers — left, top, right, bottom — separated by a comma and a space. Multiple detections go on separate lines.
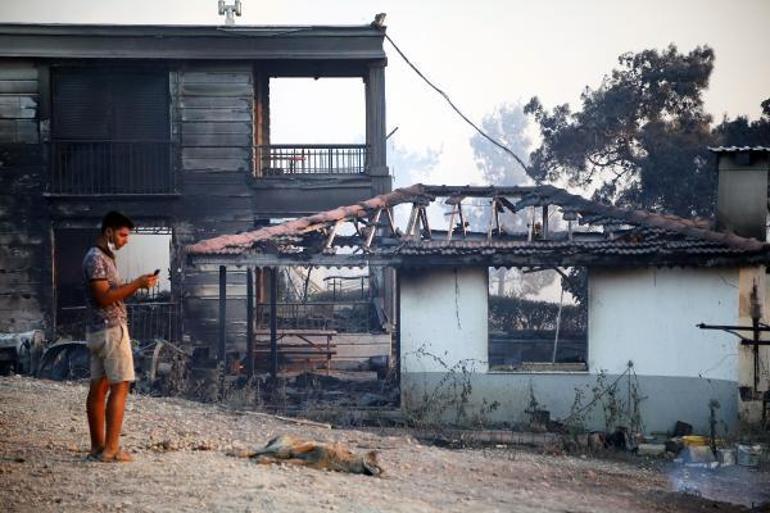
0, 22, 391, 361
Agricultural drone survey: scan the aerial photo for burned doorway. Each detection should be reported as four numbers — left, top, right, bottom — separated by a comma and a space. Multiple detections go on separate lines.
53, 225, 178, 342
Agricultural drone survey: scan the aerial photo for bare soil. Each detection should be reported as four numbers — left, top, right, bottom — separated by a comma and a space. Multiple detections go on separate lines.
0, 376, 767, 513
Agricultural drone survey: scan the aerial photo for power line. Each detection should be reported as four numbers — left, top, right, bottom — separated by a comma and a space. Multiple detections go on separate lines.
384, 33, 530, 174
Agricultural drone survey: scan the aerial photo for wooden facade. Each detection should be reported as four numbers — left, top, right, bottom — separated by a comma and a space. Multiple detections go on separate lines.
0, 23, 390, 359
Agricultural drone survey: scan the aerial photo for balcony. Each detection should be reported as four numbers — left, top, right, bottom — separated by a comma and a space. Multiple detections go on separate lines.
255, 144, 367, 177
48, 140, 177, 196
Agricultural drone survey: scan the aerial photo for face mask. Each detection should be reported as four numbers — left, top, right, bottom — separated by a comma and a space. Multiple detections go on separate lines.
105, 229, 118, 252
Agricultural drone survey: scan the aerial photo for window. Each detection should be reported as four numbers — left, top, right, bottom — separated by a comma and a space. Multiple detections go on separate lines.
488, 267, 588, 371
50, 68, 173, 194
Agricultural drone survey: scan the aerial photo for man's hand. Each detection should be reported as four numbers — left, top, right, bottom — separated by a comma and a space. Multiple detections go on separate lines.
136, 273, 159, 290
90, 273, 159, 307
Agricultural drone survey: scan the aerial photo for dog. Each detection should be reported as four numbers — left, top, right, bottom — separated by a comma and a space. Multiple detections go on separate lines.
235, 434, 383, 477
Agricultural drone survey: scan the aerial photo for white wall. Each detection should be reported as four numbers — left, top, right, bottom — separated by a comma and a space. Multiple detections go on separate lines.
588, 267, 740, 381
400, 267, 489, 373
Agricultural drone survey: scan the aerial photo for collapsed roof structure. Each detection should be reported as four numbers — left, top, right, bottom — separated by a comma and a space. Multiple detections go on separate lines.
186, 183, 770, 268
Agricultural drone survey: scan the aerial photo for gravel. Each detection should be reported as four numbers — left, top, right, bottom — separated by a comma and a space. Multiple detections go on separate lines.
0, 376, 762, 513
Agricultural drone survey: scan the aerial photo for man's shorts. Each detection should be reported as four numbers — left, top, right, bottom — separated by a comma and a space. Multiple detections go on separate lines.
86, 324, 135, 383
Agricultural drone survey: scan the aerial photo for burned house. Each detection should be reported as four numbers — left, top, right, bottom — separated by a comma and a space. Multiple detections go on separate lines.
0, 22, 391, 366
187, 147, 770, 433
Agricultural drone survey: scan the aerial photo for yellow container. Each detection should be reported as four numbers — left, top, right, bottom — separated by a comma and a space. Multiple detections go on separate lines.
681, 435, 709, 447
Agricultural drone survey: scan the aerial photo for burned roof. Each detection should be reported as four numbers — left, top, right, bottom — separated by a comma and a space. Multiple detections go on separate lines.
0, 23, 387, 61
186, 183, 770, 268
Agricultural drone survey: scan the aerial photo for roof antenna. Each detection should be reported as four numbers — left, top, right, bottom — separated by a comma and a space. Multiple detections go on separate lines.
218, 0, 242, 26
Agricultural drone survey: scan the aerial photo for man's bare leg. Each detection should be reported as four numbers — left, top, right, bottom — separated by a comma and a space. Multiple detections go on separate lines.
86, 377, 109, 456
100, 381, 133, 462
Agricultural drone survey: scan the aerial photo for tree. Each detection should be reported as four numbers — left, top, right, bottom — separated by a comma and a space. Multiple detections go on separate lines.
714, 98, 770, 148
525, 45, 718, 217
469, 104, 558, 297
471, 103, 532, 187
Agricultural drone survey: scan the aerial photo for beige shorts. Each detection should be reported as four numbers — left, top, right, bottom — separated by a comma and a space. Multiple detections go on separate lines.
87, 324, 135, 383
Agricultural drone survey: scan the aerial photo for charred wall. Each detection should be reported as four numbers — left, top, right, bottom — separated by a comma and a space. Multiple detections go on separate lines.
0, 60, 52, 335
0, 57, 388, 360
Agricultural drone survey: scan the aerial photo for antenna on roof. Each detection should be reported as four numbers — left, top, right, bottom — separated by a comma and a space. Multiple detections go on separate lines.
218, 0, 242, 26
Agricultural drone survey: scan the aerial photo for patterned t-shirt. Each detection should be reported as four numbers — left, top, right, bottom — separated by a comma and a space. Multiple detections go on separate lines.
82, 246, 127, 331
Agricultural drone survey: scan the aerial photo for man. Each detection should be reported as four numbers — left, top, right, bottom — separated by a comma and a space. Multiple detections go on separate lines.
83, 211, 158, 462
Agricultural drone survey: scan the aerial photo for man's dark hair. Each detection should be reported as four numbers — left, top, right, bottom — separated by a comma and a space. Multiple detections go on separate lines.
100, 211, 135, 233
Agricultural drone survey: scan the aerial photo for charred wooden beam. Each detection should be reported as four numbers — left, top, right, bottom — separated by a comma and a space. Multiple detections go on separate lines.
419, 207, 432, 240
364, 208, 383, 249
447, 203, 458, 241
246, 266, 254, 378
218, 265, 227, 364
269, 266, 278, 379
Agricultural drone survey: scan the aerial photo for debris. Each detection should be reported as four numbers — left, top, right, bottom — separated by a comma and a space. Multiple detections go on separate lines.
681, 445, 716, 465
606, 426, 637, 451
673, 421, 693, 437
357, 392, 390, 407
717, 448, 736, 466
226, 408, 332, 430
637, 443, 666, 457
737, 444, 764, 467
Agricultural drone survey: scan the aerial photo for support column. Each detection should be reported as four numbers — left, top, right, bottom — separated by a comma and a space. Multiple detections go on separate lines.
246, 267, 255, 378
218, 265, 227, 364
269, 266, 278, 379
365, 61, 390, 194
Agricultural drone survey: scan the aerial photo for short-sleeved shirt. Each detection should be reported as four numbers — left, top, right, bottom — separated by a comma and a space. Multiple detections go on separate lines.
82, 246, 128, 332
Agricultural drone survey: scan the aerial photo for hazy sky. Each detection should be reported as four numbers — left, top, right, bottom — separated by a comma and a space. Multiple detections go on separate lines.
2, 0, 768, 187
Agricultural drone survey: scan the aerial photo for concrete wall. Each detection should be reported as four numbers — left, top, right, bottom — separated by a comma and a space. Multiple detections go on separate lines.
400, 267, 488, 374
588, 267, 739, 381
400, 266, 746, 434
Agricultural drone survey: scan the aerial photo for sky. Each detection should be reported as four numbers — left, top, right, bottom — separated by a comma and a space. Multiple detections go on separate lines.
2, 0, 768, 188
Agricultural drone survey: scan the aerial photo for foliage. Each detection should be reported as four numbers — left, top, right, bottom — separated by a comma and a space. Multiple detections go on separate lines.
525, 45, 716, 216
524, 44, 770, 217
488, 295, 586, 334
471, 103, 532, 187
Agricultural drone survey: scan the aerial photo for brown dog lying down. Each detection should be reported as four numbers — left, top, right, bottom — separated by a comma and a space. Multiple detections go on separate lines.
234, 435, 383, 477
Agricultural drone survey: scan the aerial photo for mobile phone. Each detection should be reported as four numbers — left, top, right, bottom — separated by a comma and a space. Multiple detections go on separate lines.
153, 269, 161, 276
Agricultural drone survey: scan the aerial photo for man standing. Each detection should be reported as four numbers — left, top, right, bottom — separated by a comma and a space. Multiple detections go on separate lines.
83, 211, 158, 462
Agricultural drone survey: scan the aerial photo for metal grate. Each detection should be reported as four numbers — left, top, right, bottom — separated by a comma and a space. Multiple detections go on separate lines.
256, 144, 367, 176
57, 302, 181, 342
49, 140, 177, 195
255, 301, 375, 333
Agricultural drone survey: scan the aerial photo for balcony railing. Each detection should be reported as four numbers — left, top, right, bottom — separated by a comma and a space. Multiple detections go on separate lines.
256, 144, 367, 176
49, 140, 177, 195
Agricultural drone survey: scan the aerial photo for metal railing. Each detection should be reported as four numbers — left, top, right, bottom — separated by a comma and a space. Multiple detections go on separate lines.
57, 302, 181, 342
255, 144, 367, 176
255, 301, 375, 333
49, 140, 177, 195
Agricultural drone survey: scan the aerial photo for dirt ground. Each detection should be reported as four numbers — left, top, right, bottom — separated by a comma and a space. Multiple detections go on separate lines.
1, 376, 768, 513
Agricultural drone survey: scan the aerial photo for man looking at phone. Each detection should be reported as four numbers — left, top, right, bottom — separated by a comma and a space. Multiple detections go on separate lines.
82, 211, 158, 462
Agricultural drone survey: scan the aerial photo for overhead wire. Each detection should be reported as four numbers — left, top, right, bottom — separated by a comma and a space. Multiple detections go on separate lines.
384, 33, 530, 174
